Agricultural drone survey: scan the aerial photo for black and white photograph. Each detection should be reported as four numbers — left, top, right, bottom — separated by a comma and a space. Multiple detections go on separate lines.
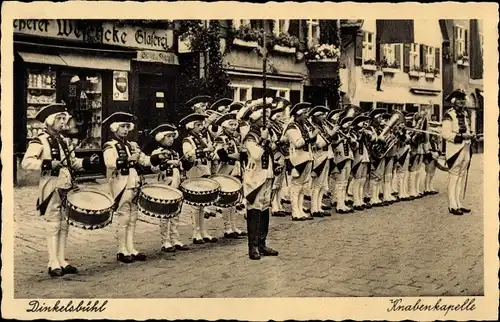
1, 2, 498, 321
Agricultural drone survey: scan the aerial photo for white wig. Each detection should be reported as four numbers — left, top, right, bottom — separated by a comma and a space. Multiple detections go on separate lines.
155, 131, 179, 142
45, 112, 69, 127
249, 108, 271, 122
186, 121, 202, 131
110, 122, 135, 133
222, 119, 237, 128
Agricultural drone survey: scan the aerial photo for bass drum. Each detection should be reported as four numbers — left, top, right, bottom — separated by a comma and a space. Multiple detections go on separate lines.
65, 187, 114, 230
138, 183, 183, 219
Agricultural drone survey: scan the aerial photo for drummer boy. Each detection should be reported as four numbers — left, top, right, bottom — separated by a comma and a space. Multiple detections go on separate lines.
21, 103, 99, 277
150, 123, 190, 253
102, 112, 164, 263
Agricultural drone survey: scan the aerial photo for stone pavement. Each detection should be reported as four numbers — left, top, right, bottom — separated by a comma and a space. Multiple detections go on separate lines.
12, 155, 484, 298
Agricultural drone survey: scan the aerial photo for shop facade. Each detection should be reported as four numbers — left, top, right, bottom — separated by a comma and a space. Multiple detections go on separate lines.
13, 19, 178, 186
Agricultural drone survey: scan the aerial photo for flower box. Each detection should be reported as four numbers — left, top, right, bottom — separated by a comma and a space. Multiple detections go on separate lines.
273, 44, 296, 54
233, 38, 259, 49
307, 59, 339, 79
382, 67, 400, 74
362, 64, 377, 71
418, 71, 426, 77
425, 73, 435, 79
409, 70, 420, 77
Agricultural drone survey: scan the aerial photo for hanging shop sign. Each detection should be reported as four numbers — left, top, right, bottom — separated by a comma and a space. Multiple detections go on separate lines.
14, 20, 174, 52
113, 71, 129, 101
136, 50, 179, 65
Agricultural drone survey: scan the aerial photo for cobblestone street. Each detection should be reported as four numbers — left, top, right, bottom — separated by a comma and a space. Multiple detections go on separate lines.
12, 155, 484, 299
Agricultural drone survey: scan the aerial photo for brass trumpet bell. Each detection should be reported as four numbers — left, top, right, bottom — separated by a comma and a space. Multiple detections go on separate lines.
371, 110, 405, 159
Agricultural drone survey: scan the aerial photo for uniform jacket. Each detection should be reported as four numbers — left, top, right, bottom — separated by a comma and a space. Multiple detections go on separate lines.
103, 138, 158, 200
21, 131, 89, 214
151, 147, 182, 188
182, 134, 212, 179
441, 108, 472, 160
212, 134, 242, 177
284, 122, 314, 175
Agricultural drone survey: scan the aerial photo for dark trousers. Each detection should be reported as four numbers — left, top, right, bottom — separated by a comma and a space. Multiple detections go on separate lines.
246, 208, 270, 253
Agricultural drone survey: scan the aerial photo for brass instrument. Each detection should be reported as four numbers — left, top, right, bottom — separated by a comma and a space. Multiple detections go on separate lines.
371, 110, 405, 159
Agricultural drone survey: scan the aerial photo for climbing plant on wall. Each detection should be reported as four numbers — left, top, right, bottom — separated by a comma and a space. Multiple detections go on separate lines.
176, 20, 232, 120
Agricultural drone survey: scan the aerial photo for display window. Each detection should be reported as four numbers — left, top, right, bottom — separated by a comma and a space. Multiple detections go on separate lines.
26, 67, 57, 140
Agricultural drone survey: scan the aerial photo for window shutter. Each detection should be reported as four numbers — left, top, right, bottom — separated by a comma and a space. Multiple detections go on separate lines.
219, 20, 230, 38
403, 43, 410, 73
376, 42, 381, 62
394, 44, 401, 66
252, 87, 263, 100
464, 29, 468, 57
290, 90, 301, 106
300, 19, 308, 43
355, 31, 363, 66
453, 26, 458, 61
420, 44, 426, 68
288, 20, 300, 38
435, 47, 440, 70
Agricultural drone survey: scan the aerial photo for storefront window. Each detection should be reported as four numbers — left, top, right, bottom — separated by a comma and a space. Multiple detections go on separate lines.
26, 67, 57, 140
60, 70, 103, 150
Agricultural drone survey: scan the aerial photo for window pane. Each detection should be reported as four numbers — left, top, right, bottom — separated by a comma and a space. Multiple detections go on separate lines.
240, 88, 248, 101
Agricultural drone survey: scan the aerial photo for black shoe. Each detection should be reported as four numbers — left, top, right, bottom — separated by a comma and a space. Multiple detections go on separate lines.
373, 202, 384, 207
249, 248, 261, 260
321, 205, 332, 211
236, 231, 247, 237
305, 216, 314, 220
331, 201, 337, 208
272, 211, 287, 217
354, 205, 364, 211
131, 253, 147, 261
281, 199, 291, 205
48, 267, 64, 277
364, 203, 373, 209
174, 244, 190, 251
345, 200, 354, 206
224, 232, 238, 239
303, 208, 311, 214
312, 212, 324, 218
259, 246, 279, 256
161, 246, 176, 253
62, 265, 78, 275
304, 195, 311, 201
292, 217, 307, 221
192, 238, 205, 244
363, 197, 371, 203
336, 208, 350, 214
460, 207, 471, 213
430, 190, 439, 195
449, 208, 464, 215
203, 237, 218, 243
117, 253, 134, 263
322, 211, 331, 217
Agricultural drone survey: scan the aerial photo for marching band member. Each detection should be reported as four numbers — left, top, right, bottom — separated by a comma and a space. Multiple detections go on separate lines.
333, 112, 358, 213
326, 109, 344, 209
102, 112, 163, 263
380, 113, 398, 204
180, 113, 219, 244
441, 89, 474, 215
350, 113, 376, 210
394, 117, 412, 201
187, 95, 212, 115
22, 104, 99, 277
212, 112, 247, 238
423, 123, 441, 196
282, 102, 317, 221
150, 124, 190, 253
367, 108, 387, 207
308, 106, 337, 217
408, 111, 427, 199
239, 98, 279, 260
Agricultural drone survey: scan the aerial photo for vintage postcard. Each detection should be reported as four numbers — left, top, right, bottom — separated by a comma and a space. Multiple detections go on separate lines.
1, 1, 498, 321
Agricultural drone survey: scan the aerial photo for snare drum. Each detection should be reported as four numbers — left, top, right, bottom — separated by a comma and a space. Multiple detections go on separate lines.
65, 187, 114, 230
180, 178, 220, 207
138, 183, 183, 219
211, 174, 242, 208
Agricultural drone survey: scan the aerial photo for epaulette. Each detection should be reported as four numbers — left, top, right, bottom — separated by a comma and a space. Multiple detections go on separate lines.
102, 141, 115, 152
29, 137, 43, 145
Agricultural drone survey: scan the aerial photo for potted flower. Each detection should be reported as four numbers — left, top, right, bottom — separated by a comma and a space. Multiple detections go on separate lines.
409, 67, 420, 77
382, 59, 401, 74
418, 65, 426, 77
269, 32, 300, 54
306, 44, 341, 79
425, 66, 435, 79
457, 53, 469, 66
231, 25, 262, 48
362, 59, 377, 71
433, 68, 440, 78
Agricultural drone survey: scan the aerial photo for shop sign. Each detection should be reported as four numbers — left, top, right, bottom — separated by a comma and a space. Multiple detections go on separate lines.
113, 71, 129, 101
13, 19, 174, 52
136, 50, 179, 65
102, 23, 173, 52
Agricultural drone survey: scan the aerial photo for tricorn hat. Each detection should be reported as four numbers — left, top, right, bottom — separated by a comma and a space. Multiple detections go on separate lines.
150, 123, 179, 141
351, 114, 371, 126
308, 105, 330, 117
339, 116, 354, 127
186, 95, 211, 108
445, 88, 467, 103
103, 112, 136, 126
214, 113, 237, 127
35, 103, 68, 123
179, 113, 207, 128
290, 102, 312, 117
326, 108, 344, 121
369, 108, 387, 118
209, 98, 233, 112
228, 101, 244, 113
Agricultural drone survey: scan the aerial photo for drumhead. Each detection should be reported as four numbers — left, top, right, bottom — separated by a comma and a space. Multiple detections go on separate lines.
141, 183, 183, 200
67, 188, 114, 211
181, 178, 220, 192
211, 175, 242, 192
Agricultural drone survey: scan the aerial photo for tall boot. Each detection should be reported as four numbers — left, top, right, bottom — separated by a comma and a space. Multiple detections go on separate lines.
58, 219, 77, 274
200, 210, 218, 243
116, 213, 133, 263
127, 211, 146, 261
223, 209, 236, 238
192, 207, 204, 244
230, 208, 246, 236
47, 221, 63, 276
160, 218, 175, 252
170, 215, 189, 250
258, 208, 279, 256
246, 209, 261, 260
448, 174, 462, 214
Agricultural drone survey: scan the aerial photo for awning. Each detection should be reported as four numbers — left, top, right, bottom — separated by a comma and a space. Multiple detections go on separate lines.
18, 51, 67, 66
59, 53, 131, 72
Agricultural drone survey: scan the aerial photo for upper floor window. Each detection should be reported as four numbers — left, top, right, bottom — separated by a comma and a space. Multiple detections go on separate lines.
232, 20, 251, 29
410, 43, 420, 70
455, 25, 468, 58
271, 87, 290, 100
307, 19, 320, 47
363, 31, 376, 61
231, 84, 252, 102
273, 20, 290, 35
425, 46, 436, 70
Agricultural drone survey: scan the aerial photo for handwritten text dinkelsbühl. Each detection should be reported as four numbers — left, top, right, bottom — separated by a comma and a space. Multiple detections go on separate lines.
26, 300, 108, 313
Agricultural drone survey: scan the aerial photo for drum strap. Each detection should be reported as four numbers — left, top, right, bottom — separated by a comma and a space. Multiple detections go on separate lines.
36, 190, 56, 216
112, 187, 127, 212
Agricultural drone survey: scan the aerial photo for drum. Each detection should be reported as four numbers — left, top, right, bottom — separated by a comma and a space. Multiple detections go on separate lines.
180, 178, 220, 207
211, 174, 242, 208
138, 183, 183, 219
65, 187, 114, 230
